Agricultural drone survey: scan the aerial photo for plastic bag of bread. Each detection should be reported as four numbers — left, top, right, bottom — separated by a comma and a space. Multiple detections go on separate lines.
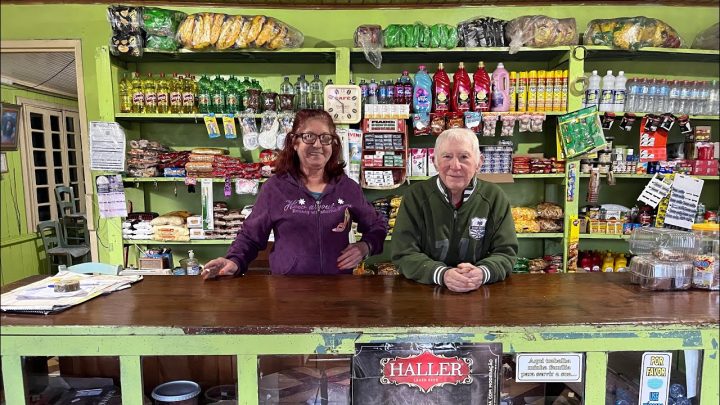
505, 15, 576, 54
192, 147, 227, 155
511, 206, 537, 221
150, 211, 192, 226
583, 17, 682, 50
538, 219, 562, 232
515, 219, 540, 234
692, 23, 720, 50
536, 202, 564, 220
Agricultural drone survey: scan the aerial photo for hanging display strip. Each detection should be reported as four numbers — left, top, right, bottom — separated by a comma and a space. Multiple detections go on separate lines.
665, 175, 704, 230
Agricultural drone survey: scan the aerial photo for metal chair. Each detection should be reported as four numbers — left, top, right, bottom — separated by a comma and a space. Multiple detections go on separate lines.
58, 262, 121, 275
36, 220, 90, 274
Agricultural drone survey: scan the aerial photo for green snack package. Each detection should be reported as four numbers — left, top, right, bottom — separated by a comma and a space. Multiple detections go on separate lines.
410, 23, 422, 47
444, 24, 458, 48
383, 25, 402, 48
558, 106, 606, 159
142, 7, 186, 37
419, 24, 431, 48
401, 24, 416, 47
430, 24, 443, 48
145, 35, 179, 51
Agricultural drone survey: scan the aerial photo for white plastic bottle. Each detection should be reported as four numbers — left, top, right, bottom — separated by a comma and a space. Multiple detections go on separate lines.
613, 71, 627, 112
667, 80, 681, 114
599, 70, 615, 112
625, 78, 637, 112
584, 70, 601, 109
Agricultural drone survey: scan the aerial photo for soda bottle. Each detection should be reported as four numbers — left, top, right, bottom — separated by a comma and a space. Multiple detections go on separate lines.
130, 72, 145, 113
225, 75, 241, 114
413, 65, 432, 113
386, 80, 395, 105
378, 80, 387, 104
237, 76, 250, 110
169, 73, 182, 114
401, 70, 414, 108
183, 74, 198, 114
451, 62, 472, 113
310, 74, 324, 109
118, 73, 132, 113
143, 73, 157, 114
211, 75, 226, 114
432, 63, 451, 112
394, 77, 404, 104
367, 79, 378, 105
197, 75, 212, 114
156, 73, 170, 114
359, 79, 368, 107
295, 75, 309, 110
279, 76, 295, 112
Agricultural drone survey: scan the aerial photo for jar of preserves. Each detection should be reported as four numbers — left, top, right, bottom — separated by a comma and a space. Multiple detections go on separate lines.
691, 223, 719, 290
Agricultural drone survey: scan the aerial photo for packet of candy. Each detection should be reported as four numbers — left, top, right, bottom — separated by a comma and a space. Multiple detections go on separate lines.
643, 114, 660, 132
412, 113, 431, 136
222, 115, 237, 139
659, 113, 676, 132
446, 112, 464, 129
204, 115, 221, 139
464, 111, 482, 134
258, 111, 279, 150
517, 114, 532, 132
483, 113, 499, 136
601, 112, 616, 130
530, 113, 546, 133
239, 111, 259, 150
277, 112, 295, 149
430, 112, 446, 135
677, 114, 693, 136
500, 114, 517, 137
619, 113, 637, 132
235, 178, 260, 195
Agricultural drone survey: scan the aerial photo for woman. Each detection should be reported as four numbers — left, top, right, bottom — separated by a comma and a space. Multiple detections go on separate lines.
204, 109, 387, 279
391, 128, 518, 292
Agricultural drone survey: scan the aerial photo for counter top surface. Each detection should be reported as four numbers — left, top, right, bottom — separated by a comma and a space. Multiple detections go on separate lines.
2, 273, 718, 333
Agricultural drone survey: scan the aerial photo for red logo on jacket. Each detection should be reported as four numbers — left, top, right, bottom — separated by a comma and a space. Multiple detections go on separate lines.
380, 350, 473, 393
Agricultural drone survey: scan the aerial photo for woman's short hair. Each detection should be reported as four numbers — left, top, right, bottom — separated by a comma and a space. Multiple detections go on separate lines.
434, 128, 482, 165
274, 109, 346, 181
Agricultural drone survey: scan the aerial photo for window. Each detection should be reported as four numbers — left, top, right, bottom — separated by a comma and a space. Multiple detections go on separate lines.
20, 103, 85, 230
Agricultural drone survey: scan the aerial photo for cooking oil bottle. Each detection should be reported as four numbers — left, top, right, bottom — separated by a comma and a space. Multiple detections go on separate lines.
143, 73, 157, 114
118, 73, 132, 113
130, 72, 145, 113
183, 74, 198, 114
169, 73, 183, 114
156, 73, 170, 114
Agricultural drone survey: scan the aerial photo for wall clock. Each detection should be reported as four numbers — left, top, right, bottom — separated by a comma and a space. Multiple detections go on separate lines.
324, 85, 362, 124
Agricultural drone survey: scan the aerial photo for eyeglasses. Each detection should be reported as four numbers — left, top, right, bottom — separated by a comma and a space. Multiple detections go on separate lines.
296, 132, 336, 145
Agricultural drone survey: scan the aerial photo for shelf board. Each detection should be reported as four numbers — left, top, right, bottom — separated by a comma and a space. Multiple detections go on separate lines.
123, 239, 233, 245
115, 113, 262, 122
582, 46, 720, 63
122, 177, 266, 183
517, 233, 564, 238
408, 174, 565, 181
579, 174, 718, 180
113, 48, 338, 63
622, 112, 719, 120
351, 46, 571, 64
579, 234, 630, 240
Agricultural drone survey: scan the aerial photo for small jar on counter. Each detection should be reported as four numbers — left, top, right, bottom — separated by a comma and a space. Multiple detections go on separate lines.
692, 223, 719, 290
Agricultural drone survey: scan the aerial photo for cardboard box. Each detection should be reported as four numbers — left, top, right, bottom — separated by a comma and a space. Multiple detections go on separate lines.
186, 215, 203, 229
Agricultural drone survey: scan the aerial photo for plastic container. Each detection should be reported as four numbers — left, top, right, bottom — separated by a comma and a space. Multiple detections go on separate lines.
152, 380, 201, 405
472, 61, 491, 112
691, 223, 719, 290
490, 62, 510, 112
599, 70, 615, 112
613, 71, 627, 112
628, 227, 697, 260
584, 70, 600, 109
413, 65, 432, 113
451, 62, 472, 112
432, 63, 451, 112
630, 256, 693, 290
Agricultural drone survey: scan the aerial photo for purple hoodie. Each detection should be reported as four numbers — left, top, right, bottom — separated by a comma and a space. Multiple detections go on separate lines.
226, 173, 387, 275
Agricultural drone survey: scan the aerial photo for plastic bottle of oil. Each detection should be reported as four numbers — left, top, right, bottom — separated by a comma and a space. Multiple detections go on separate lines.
183, 74, 198, 114
156, 73, 170, 114
169, 73, 183, 114
130, 72, 145, 113
143, 73, 157, 114
118, 73, 132, 113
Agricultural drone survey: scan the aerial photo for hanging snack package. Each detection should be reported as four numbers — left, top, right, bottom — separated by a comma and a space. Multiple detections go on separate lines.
235, 178, 260, 195
108, 5, 142, 33
204, 115, 221, 139
142, 7, 187, 37
412, 113, 431, 136
277, 112, 295, 150
518, 114, 532, 132
145, 35, 179, 52
430, 112, 446, 135
110, 33, 143, 57
505, 15, 576, 54
500, 114, 518, 137
692, 23, 720, 50
464, 111, 482, 134
558, 107, 606, 159
619, 113, 637, 132
258, 111, 280, 150
447, 112, 464, 129
530, 114, 546, 133
222, 115, 238, 139
483, 113, 500, 136
239, 111, 259, 150
354, 25, 383, 68
583, 17, 683, 50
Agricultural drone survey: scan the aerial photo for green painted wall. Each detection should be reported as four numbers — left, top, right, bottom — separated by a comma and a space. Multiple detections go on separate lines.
0, 84, 78, 285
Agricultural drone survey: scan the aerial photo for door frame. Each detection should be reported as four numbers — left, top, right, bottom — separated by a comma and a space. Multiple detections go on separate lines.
0, 39, 97, 260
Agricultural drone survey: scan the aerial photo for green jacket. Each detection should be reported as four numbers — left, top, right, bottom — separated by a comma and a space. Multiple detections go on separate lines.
391, 176, 518, 286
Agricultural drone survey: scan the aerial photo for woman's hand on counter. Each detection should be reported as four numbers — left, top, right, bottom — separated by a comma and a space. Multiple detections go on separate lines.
202, 258, 239, 280
336, 242, 370, 270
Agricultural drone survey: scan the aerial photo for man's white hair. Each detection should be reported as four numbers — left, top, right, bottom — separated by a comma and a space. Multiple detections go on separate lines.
434, 128, 482, 165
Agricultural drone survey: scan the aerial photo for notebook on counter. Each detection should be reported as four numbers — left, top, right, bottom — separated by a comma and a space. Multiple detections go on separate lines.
1, 271, 142, 315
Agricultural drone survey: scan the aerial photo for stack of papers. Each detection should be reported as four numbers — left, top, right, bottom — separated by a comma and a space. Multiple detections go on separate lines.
1, 271, 142, 314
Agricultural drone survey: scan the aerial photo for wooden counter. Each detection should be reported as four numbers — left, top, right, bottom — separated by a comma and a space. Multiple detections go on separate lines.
2, 273, 718, 405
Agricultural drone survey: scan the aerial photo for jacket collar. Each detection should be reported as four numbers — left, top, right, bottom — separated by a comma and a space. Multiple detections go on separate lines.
436, 176, 477, 206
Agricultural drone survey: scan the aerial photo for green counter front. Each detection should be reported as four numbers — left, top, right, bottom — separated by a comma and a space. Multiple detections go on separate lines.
1, 273, 718, 404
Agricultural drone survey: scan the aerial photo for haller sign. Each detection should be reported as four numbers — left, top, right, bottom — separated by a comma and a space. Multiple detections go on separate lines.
353, 342, 502, 404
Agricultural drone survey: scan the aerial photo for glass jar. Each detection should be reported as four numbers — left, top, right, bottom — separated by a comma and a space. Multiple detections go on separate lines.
691, 223, 719, 290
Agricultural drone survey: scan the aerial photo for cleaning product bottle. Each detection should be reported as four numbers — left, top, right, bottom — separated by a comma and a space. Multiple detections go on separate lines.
613, 71, 627, 113
584, 70, 601, 109
536, 70, 546, 112
472, 61, 491, 112
599, 70, 616, 112
180, 250, 201, 276
517, 71, 528, 112
614, 253, 627, 272
490, 62, 510, 112
451, 62, 472, 112
561, 70, 569, 111
509, 71, 517, 112
552, 70, 563, 112
432, 63, 451, 112
602, 252, 615, 273
527, 70, 537, 112
413, 65, 432, 113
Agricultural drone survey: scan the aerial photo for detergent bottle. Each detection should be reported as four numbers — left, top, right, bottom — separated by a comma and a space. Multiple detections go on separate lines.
472, 61, 491, 112
413, 65, 433, 113
432, 63, 451, 112
490, 62, 510, 112
451, 62, 472, 112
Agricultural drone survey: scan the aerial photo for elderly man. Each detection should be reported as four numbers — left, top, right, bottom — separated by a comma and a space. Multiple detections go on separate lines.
391, 128, 518, 292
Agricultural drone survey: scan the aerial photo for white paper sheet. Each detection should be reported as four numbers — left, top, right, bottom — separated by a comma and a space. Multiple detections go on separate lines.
96, 174, 128, 218
89, 121, 126, 172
